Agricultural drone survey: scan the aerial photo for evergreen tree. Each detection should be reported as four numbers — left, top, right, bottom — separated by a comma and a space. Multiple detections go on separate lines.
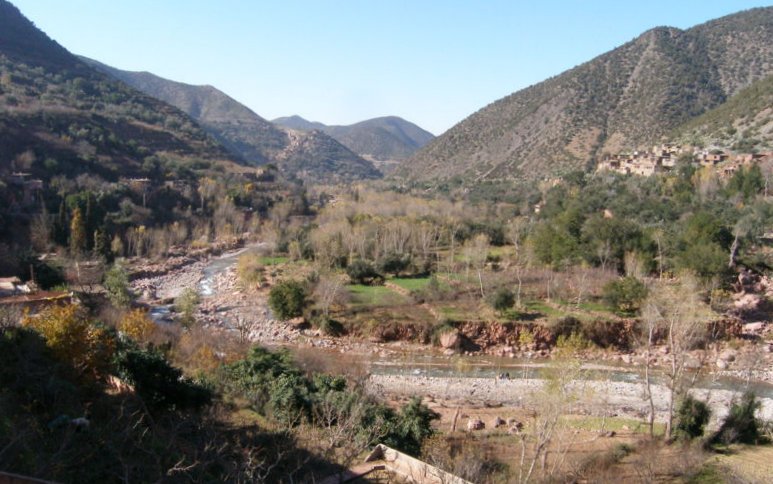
69, 207, 86, 256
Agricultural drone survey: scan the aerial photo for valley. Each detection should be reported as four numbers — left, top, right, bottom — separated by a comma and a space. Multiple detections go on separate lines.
2, 1, 773, 482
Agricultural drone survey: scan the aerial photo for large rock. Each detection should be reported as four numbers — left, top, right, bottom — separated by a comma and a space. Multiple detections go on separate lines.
439, 330, 461, 349
719, 349, 737, 362
467, 418, 485, 431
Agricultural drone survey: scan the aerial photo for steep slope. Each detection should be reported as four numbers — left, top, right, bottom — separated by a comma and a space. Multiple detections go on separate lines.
673, 73, 773, 152
82, 58, 380, 183
400, 7, 773, 184
0, 0, 240, 181
273, 115, 435, 162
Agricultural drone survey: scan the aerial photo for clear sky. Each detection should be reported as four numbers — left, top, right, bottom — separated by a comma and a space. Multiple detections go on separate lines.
10, 0, 771, 134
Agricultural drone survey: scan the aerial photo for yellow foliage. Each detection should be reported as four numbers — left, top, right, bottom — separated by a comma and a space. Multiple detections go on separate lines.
118, 308, 156, 342
22, 303, 115, 376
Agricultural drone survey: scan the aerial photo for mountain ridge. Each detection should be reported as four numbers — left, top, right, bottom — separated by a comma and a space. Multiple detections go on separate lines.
273, 114, 435, 162
399, 7, 773, 184
81, 57, 381, 183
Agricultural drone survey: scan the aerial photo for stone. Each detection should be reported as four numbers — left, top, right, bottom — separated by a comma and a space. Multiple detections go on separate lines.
467, 419, 485, 431
719, 349, 737, 362
492, 417, 506, 428
716, 359, 729, 370
439, 330, 461, 349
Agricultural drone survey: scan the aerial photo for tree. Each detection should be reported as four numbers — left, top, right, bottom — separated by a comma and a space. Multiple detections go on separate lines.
175, 288, 200, 328
118, 309, 155, 343
603, 276, 648, 315
642, 275, 712, 440
69, 207, 86, 256
674, 395, 711, 441
104, 262, 133, 308
488, 287, 515, 315
378, 252, 411, 277
346, 259, 382, 285
268, 280, 307, 320
21, 303, 115, 377
711, 391, 763, 445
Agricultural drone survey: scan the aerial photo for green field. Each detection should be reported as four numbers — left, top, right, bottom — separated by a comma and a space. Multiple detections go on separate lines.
347, 284, 410, 307
259, 256, 290, 266
389, 277, 431, 292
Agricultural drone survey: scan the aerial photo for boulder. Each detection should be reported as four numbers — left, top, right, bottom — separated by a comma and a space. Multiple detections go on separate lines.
439, 331, 461, 349
467, 419, 485, 431
492, 417, 506, 428
719, 349, 737, 362
716, 359, 729, 370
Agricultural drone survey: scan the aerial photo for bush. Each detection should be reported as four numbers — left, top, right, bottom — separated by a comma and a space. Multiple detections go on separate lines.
383, 396, 440, 456
488, 287, 514, 314
346, 259, 383, 285
268, 280, 307, 320
378, 252, 411, 277
711, 391, 763, 445
21, 303, 115, 377
675, 395, 711, 441
175, 287, 200, 328
115, 345, 211, 412
117, 308, 155, 342
603, 276, 648, 315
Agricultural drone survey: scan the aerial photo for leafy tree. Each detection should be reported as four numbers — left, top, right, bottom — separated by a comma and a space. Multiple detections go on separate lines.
488, 287, 514, 315
104, 262, 133, 308
346, 259, 383, 285
117, 308, 155, 342
175, 287, 200, 327
69, 206, 86, 256
603, 276, 648, 315
675, 395, 711, 441
21, 303, 115, 377
378, 252, 411, 277
268, 280, 307, 320
711, 391, 763, 445
115, 345, 211, 412
382, 396, 439, 456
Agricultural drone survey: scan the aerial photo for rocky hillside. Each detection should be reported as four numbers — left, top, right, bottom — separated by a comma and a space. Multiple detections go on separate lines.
673, 73, 773, 152
273, 115, 435, 162
400, 7, 773, 184
0, 0, 242, 181
82, 59, 381, 183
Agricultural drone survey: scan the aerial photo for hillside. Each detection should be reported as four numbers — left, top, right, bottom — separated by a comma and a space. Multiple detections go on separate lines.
399, 7, 773, 184
0, 0, 241, 182
673, 72, 773, 152
82, 59, 381, 183
273, 115, 435, 162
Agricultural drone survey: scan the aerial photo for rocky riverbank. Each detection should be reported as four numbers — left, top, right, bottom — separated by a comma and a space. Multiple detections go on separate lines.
367, 374, 773, 428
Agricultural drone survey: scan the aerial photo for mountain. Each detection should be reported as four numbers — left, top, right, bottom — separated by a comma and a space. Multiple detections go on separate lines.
82, 58, 381, 183
0, 0, 245, 181
273, 115, 435, 162
672, 72, 773, 152
399, 7, 773, 184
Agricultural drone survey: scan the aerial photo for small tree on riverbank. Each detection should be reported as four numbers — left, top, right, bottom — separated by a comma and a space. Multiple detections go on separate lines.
269, 280, 307, 320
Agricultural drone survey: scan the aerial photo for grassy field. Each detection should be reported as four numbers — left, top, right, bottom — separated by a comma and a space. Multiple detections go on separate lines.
389, 277, 432, 292
346, 284, 411, 307
259, 256, 290, 265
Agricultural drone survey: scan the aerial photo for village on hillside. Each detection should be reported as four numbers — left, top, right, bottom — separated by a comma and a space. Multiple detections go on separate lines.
597, 144, 773, 177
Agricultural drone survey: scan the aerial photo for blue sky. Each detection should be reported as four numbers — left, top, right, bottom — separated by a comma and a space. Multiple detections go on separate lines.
11, 0, 771, 134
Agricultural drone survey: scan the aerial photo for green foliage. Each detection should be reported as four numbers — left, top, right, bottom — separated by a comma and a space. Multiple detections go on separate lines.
175, 287, 200, 328
346, 259, 383, 285
711, 391, 764, 445
114, 344, 211, 412
382, 396, 440, 456
378, 252, 411, 277
103, 262, 133, 308
268, 280, 307, 320
675, 395, 711, 441
603, 276, 648, 315
488, 287, 515, 314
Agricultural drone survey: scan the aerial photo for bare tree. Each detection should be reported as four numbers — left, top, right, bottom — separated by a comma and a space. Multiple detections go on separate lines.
642, 275, 712, 440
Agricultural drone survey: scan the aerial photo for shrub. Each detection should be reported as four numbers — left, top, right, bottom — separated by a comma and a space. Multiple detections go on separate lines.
603, 276, 648, 315
346, 259, 383, 285
175, 288, 200, 328
22, 303, 115, 377
115, 345, 211, 412
378, 252, 411, 277
383, 396, 440, 456
117, 308, 155, 342
675, 395, 711, 441
488, 287, 514, 314
104, 262, 133, 308
268, 280, 307, 320
711, 391, 763, 445
236, 253, 264, 289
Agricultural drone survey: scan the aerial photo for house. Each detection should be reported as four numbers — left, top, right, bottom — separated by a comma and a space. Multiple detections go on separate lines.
0, 276, 29, 296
